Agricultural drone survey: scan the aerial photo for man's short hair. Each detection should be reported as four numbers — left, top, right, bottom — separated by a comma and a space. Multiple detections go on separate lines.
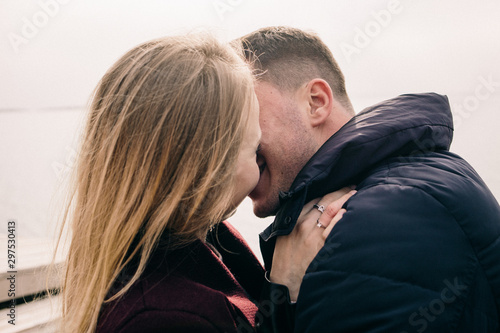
235, 26, 354, 114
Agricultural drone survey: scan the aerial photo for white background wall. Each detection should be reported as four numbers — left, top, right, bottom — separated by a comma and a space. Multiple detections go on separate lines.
1, 0, 499, 255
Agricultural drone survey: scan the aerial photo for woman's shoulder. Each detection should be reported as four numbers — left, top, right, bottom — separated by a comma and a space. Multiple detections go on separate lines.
108, 308, 228, 332
97, 232, 261, 333
98, 275, 243, 332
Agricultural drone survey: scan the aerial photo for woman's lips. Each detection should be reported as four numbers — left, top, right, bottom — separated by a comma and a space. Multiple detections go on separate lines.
259, 162, 266, 175
250, 162, 268, 199
257, 154, 266, 175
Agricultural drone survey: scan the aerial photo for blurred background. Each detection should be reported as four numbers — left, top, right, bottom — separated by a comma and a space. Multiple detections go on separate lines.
1, 0, 499, 257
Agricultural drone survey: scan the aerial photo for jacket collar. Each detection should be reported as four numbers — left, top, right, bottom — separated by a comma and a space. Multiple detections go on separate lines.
260, 93, 453, 255
135, 222, 263, 326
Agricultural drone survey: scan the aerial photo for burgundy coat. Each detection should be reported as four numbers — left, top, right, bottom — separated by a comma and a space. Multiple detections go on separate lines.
97, 221, 265, 332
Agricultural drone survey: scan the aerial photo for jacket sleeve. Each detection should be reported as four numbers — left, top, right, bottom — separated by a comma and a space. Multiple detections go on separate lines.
255, 272, 296, 333
294, 185, 475, 333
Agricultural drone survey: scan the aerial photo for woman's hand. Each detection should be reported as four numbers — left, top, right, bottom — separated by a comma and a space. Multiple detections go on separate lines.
269, 187, 356, 302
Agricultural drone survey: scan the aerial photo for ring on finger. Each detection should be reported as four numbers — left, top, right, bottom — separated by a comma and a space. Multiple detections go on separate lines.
313, 204, 325, 213
316, 219, 326, 229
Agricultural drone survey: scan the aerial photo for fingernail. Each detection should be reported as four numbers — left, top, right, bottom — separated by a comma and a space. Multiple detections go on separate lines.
349, 190, 357, 195
349, 185, 357, 190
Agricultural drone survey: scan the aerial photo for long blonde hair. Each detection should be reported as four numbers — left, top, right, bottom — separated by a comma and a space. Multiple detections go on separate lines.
58, 34, 256, 333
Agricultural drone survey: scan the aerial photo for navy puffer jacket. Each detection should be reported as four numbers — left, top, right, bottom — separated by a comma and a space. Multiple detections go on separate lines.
259, 93, 500, 332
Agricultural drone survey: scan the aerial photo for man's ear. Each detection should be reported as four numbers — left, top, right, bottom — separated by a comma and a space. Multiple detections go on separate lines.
306, 79, 333, 127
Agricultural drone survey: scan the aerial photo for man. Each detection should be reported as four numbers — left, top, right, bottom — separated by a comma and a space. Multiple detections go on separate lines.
235, 26, 500, 332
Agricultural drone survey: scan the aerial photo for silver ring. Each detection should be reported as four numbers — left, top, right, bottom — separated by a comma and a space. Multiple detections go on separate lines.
316, 219, 326, 228
313, 204, 325, 213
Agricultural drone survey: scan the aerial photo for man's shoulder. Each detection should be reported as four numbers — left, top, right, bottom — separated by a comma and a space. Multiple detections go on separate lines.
324, 152, 500, 284
299, 151, 500, 332
359, 150, 495, 207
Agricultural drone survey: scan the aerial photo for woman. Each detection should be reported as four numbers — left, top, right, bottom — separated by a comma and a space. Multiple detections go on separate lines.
58, 34, 350, 332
